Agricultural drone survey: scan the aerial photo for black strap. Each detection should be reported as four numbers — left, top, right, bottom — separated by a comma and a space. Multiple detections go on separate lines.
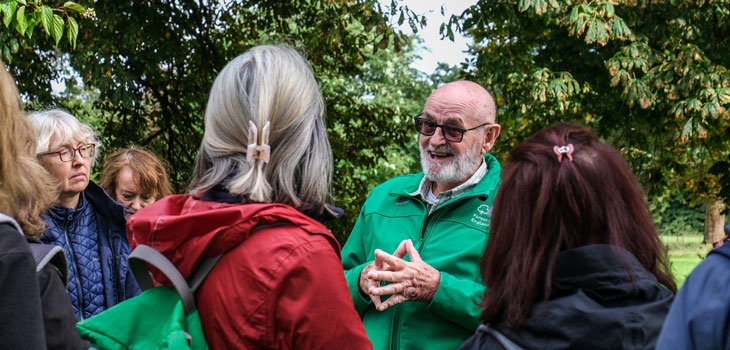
479, 324, 526, 350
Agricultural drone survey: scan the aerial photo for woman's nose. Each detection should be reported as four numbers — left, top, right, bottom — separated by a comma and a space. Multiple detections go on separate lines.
130, 198, 142, 210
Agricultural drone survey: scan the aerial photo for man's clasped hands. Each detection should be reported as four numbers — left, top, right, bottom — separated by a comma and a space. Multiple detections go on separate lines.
359, 239, 441, 311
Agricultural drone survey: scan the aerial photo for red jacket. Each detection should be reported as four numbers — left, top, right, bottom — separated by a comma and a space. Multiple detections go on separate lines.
126, 195, 372, 349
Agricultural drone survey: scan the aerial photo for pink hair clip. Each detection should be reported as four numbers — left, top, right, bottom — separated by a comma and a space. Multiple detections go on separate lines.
553, 144, 574, 163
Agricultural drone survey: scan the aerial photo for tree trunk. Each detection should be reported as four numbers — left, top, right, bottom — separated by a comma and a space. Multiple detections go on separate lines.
704, 199, 727, 244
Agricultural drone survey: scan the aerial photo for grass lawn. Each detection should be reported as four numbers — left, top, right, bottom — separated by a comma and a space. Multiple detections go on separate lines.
661, 235, 713, 287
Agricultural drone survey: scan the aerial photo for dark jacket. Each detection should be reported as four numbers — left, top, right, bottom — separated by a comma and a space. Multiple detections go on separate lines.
41, 181, 140, 320
460, 245, 674, 350
657, 240, 730, 349
33, 238, 89, 350
0, 213, 87, 349
0, 220, 46, 350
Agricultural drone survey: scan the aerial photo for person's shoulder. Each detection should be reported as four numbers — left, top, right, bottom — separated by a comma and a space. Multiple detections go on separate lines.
681, 245, 730, 292
370, 172, 423, 193
0, 223, 32, 258
708, 243, 730, 262
0, 222, 25, 245
251, 221, 333, 248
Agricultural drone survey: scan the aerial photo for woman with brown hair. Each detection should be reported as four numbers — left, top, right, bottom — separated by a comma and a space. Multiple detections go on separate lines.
460, 122, 676, 349
99, 146, 173, 217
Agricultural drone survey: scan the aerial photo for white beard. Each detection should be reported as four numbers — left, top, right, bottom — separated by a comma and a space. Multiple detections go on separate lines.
420, 142, 482, 185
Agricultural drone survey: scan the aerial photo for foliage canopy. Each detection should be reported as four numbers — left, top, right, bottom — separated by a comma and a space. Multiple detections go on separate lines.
453, 0, 730, 211
5, 0, 434, 242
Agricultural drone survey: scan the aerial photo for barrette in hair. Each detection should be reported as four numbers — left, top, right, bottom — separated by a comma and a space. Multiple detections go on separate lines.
247, 120, 271, 164
553, 144, 574, 163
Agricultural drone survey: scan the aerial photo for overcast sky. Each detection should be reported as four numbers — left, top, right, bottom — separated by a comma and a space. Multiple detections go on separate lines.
396, 0, 473, 74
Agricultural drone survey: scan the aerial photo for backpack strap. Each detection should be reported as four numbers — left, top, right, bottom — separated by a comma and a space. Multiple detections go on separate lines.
128, 245, 201, 315
28, 243, 69, 287
188, 255, 223, 292
477, 324, 526, 350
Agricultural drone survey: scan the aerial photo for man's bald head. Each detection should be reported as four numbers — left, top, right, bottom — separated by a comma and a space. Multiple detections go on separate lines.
426, 81, 496, 124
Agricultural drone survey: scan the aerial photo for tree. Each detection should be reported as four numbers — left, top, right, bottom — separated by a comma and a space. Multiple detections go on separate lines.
453, 0, 730, 242
1, 0, 87, 62
9, 0, 433, 243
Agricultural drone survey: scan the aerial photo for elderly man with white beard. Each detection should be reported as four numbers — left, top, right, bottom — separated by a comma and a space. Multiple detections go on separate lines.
342, 80, 502, 350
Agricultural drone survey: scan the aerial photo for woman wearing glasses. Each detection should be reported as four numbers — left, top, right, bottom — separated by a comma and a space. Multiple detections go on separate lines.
28, 109, 140, 320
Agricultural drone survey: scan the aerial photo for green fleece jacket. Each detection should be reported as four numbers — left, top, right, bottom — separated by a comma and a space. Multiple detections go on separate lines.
342, 154, 501, 350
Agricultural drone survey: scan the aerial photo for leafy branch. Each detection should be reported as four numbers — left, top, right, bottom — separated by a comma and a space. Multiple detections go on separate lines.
0, 0, 89, 62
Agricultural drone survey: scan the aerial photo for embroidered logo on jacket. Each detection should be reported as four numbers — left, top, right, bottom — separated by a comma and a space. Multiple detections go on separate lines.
471, 204, 491, 228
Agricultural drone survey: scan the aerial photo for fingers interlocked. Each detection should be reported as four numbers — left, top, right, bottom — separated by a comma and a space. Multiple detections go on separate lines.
363, 239, 440, 311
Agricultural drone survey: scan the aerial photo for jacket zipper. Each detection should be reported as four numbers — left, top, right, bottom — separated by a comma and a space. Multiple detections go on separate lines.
387, 193, 487, 348
110, 234, 119, 304
390, 303, 404, 349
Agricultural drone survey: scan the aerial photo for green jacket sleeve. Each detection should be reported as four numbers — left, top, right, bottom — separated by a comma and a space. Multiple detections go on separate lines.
428, 271, 485, 331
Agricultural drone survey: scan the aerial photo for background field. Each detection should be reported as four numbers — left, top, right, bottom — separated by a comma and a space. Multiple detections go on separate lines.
662, 235, 713, 287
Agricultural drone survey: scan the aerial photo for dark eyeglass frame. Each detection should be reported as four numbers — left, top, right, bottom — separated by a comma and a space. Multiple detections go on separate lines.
414, 115, 491, 143
38, 143, 96, 162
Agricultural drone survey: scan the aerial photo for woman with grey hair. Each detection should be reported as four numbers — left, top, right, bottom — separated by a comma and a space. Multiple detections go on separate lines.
28, 109, 140, 321
126, 44, 372, 348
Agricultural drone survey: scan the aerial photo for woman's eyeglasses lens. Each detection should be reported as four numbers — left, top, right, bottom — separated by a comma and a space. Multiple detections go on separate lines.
58, 144, 96, 162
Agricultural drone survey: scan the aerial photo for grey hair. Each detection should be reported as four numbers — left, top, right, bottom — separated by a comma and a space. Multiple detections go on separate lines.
26, 109, 101, 166
190, 44, 333, 214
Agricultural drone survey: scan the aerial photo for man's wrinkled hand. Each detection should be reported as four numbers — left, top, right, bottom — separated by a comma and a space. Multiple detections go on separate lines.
359, 262, 386, 305
367, 239, 440, 311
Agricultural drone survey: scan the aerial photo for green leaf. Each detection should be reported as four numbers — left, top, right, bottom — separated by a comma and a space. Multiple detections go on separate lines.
2, 0, 17, 27
63, 1, 85, 13
2, 44, 11, 63
40, 4, 51, 35
24, 9, 38, 38
51, 13, 63, 45
66, 16, 77, 49
717, 88, 730, 104
14, 4, 25, 35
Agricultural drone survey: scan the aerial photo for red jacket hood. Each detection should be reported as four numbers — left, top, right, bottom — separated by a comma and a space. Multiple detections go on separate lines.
126, 194, 339, 284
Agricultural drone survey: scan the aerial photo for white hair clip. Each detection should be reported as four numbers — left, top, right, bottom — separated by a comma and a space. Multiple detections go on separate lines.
246, 120, 270, 164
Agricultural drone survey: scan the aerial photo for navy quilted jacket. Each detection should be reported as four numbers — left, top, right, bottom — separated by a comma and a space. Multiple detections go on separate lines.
42, 181, 140, 320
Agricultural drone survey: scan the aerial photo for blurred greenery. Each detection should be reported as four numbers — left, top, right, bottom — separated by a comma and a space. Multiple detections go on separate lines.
652, 197, 706, 237
662, 234, 712, 288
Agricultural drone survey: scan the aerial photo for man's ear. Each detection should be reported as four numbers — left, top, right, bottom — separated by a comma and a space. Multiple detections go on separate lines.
481, 124, 501, 153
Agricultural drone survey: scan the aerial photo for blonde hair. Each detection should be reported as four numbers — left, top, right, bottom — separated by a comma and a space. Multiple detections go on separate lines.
100, 145, 173, 201
26, 109, 101, 167
190, 45, 333, 215
0, 62, 58, 239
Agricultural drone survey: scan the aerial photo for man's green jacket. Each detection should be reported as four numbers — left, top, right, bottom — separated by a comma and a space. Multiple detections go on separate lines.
342, 154, 501, 350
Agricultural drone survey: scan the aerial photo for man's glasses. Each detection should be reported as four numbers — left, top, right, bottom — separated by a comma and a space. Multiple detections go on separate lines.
38, 144, 96, 162
414, 115, 491, 143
